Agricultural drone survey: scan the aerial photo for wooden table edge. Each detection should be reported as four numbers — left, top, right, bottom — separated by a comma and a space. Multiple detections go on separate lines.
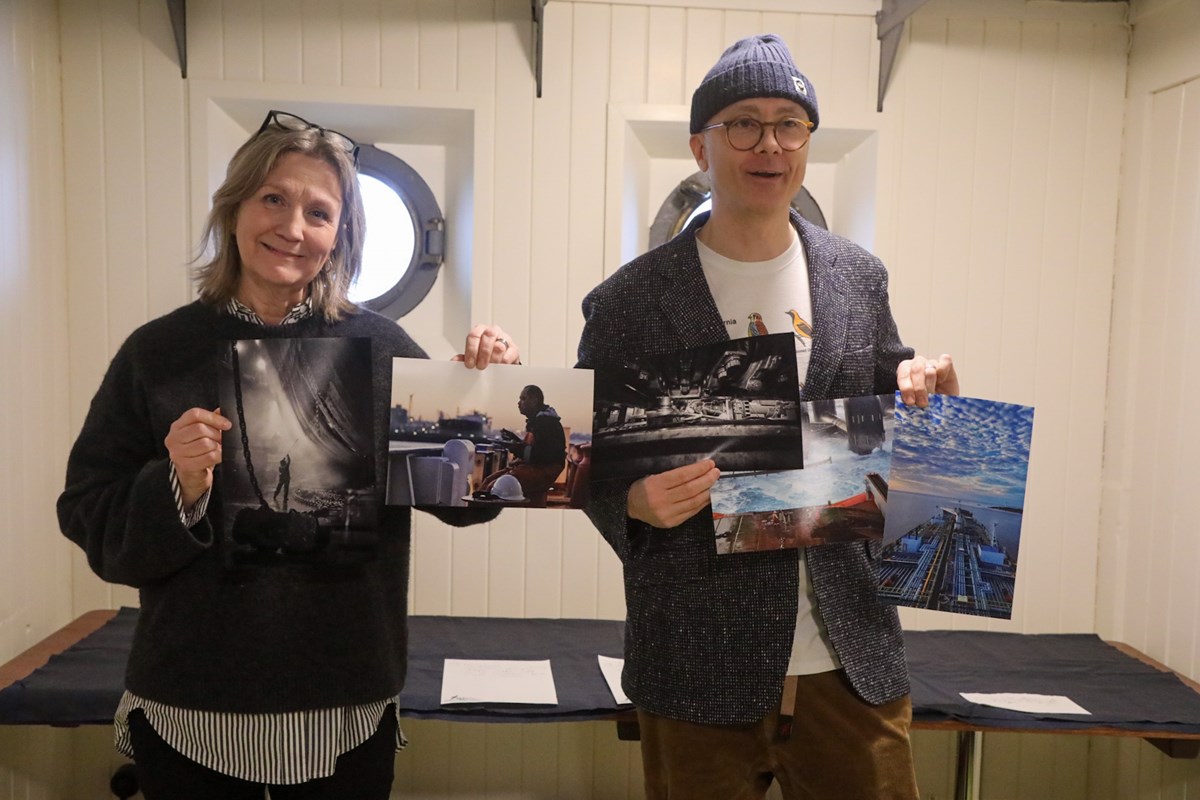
0, 609, 119, 691
5, 616, 1200, 760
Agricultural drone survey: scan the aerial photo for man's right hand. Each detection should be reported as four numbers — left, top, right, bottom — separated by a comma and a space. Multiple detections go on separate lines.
627, 459, 720, 529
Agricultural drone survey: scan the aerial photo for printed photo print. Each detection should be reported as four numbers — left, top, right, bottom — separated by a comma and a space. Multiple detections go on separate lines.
712, 394, 894, 554
218, 337, 377, 568
878, 395, 1035, 619
387, 360, 594, 509
591, 333, 803, 482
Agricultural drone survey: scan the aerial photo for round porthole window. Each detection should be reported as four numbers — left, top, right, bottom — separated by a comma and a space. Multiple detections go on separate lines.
350, 144, 445, 319
647, 171, 827, 250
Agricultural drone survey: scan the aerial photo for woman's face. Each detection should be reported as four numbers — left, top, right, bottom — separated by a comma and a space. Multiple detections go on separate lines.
234, 151, 343, 306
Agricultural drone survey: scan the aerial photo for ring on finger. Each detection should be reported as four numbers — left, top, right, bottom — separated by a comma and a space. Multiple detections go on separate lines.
497, 338, 509, 351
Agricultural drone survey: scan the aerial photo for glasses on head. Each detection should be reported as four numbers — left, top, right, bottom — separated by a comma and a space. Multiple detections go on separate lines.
256, 110, 360, 166
699, 116, 814, 152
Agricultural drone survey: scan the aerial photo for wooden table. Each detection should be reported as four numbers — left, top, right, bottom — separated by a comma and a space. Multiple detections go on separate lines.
5, 611, 1200, 800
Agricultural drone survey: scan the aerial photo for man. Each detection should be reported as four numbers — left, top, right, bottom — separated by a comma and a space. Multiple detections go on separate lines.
483, 385, 566, 503
577, 34, 958, 800
273, 453, 291, 511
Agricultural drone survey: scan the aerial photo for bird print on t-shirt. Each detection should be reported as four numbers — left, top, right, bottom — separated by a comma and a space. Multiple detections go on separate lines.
748, 313, 769, 336
787, 309, 812, 350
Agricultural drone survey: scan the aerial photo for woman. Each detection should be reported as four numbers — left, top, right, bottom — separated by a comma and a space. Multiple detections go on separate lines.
57, 110, 519, 797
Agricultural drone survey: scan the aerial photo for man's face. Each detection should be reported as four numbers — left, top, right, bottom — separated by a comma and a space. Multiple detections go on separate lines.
689, 98, 810, 220
518, 389, 536, 417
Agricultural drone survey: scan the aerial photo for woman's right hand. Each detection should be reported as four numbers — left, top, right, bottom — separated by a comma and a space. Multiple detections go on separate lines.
165, 407, 232, 508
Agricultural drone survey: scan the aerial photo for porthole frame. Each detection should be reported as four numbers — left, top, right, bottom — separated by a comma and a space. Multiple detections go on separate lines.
647, 171, 828, 250
354, 143, 445, 319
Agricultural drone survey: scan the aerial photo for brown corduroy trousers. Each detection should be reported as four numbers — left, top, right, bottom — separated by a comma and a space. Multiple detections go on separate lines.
636, 670, 920, 800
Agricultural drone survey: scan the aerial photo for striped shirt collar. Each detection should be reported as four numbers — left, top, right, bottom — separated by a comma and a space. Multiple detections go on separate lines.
225, 296, 314, 326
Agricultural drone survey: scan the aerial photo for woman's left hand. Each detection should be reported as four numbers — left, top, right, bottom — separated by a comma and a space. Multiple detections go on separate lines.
455, 324, 521, 369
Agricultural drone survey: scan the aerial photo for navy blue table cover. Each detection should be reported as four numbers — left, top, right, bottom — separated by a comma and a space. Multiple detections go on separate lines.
906, 629, 1200, 734
0, 609, 628, 725
4, 608, 1200, 737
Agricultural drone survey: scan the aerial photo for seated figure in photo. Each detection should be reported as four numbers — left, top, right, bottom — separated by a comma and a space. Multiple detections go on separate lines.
480, 384, 567, 504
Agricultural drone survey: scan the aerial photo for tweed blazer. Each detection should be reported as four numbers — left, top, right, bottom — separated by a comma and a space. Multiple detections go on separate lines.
577, 211, 915, 726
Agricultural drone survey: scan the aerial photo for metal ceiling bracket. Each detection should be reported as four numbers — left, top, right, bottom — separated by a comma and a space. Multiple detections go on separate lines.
876, 0, 929, 112
532, 0, 547, 98
166, 0, 187, 78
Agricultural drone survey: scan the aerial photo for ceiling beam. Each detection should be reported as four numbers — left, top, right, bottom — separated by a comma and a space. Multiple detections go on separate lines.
876, 0, 929, 112
166, 0, 187, 79
532, 0, 547, 97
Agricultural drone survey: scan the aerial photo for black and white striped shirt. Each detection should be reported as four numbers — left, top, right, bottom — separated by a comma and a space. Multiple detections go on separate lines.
114, 692, 404, 784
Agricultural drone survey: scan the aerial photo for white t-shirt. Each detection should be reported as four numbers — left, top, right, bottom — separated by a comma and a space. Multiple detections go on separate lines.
697, 230, 841, 675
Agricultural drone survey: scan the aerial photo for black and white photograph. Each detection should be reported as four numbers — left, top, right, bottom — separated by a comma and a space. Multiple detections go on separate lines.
590, 333, 803, 482
218, 337, 378, 567
387, 360, 594, 509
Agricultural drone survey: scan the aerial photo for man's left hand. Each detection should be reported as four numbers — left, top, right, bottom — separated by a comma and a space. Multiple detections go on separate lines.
897, 353, 959, 407
456, 324, 521, 369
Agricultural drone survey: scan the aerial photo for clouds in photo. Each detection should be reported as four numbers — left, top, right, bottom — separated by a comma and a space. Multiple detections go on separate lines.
890, 394, 1034, 508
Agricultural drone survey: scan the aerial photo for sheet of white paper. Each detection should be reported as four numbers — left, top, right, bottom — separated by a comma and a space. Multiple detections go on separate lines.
440, 659, 558, 705
598, 655, 631, 705
960, 692, 1091, 716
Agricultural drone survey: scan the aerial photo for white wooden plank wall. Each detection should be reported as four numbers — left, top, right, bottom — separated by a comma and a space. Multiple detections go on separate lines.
879, 5, 1147, 798
0, 0, 76, 795
59, 0, 190, 615
0, 0, 72, 651
5, 0, 1193, 797
1095, 0, 1200, 797
881, 0, 1126, 643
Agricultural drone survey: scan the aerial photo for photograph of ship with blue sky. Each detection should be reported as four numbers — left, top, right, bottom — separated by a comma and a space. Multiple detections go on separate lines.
878, 395, 1035, 619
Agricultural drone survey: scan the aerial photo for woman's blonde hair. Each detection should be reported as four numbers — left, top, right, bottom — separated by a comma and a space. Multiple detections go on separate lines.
194, 119, 365, 321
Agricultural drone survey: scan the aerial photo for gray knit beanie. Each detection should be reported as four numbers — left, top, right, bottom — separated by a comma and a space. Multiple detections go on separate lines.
689, 34, 819, 134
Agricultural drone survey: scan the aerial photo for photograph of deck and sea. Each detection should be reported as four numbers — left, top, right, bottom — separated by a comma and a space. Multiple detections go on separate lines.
712, 394, 894, 553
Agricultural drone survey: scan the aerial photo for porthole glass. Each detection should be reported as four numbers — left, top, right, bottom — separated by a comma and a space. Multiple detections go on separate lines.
351, 174, 416, 304
351, 144, 445, 320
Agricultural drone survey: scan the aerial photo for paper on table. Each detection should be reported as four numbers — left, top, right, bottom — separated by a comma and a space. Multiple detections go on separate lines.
598, 655, 631, 705
440, 659, 558, 705
960, 692, 1091, 716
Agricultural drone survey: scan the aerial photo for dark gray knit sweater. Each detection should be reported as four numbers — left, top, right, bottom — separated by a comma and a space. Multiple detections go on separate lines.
58, 301, 493, 714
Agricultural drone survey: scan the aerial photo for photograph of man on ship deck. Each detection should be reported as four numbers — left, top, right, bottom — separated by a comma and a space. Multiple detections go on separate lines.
385, 360, 593, 509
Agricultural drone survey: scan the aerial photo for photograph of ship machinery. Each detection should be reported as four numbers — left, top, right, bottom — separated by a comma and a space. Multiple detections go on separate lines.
879, 505, 1017, 619
591, 335, 801, 480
